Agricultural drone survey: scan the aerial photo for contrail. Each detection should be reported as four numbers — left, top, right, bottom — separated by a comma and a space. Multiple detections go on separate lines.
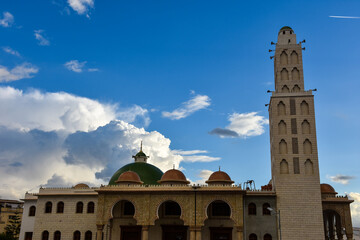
329, 15, 360, 19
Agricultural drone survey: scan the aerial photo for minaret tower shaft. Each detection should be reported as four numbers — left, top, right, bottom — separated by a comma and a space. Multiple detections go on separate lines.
268, 27, 325, 239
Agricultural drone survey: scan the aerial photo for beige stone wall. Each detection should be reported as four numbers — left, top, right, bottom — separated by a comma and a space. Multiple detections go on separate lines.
269, 29, 325, 239
32, 189, 98, 240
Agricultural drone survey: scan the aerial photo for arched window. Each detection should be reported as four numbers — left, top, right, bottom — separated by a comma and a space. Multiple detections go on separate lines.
87, 202, 95, 214
291, 51, 299, 64
281, 68, 289, 80
301, 120, 311, 134
280, 51, 288, 65
277, 101, 286, 116
45, 202, 52, 213
57, 202, 64, 213
278, 120, 287, 135
76, 202, 83, 213
292, 85, 300, 92
279, 139, 288, 154
263, 203, 271, 215
282, 85, 290, 93
29, 206, 36, 216
85, 231, 92, 240
248, 203, 256, 215
305, 159, 314, 175
73, 231, 80, 240
54, 231, 61, 240
280, 159, 289, 174
292, 68, 300, 81
303, 139, 312, 154
42, 231, 49, 240
264, 234, 272, 240
301, 101, 309, 115
208, 200, 231, 217
249, 233, 258, 240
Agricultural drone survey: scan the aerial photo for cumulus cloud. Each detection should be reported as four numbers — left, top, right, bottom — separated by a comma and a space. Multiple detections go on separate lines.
67, 0, 94, 16
348, 192, 360, 227
3, 47, 21, 57
0, 63, 38, 83
190, 170, 214, 185
34, 30, 50, 46
0, 12, 14, 27
210, 112, 268, 138
162, 94, 211, 120
0, 87, 218, 199
64, 60, 99, 73
171, 149, 220, 162
328, 174, 355, 185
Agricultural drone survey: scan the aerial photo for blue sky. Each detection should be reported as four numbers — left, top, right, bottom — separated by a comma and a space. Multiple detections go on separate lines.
0, 0, 360, 225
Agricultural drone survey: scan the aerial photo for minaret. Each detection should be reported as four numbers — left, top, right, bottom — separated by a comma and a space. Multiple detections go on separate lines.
132, 141, 149, 163
268, 27, 325, 239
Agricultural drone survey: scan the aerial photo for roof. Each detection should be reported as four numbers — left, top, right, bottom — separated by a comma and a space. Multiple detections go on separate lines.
115, 171, 143, 184
321, 183, 337, 194
206, 171, 234, 184
73, 183, 90, 189
135, 150, 147, 157
109, 162, 163, 185
158, 169, 190, 184
279, 26, 293, 31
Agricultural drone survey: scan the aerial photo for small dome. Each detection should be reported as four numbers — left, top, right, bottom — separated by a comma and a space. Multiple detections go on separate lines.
158, 169, 190, 184
115, 171, 143, 184
73, 183, 90, 189
206, 171, 234, 184
321, 183, 337, 194
280, 26, 293, 31
135, 151, 147, 157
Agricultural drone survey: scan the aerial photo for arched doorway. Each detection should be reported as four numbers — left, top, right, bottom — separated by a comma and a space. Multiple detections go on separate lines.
323, 209, 343, 240
204, 200, 234, 240
110, 200, 140, 240
150, 200, 187, 240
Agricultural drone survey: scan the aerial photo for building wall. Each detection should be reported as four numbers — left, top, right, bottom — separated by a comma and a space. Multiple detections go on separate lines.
0, 201, 23, 235
32, 192, 98, 240
19, 198, 37, 240
244, 195, 277, 240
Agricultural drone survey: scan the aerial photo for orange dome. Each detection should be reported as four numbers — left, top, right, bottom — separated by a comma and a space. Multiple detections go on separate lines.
206, 171, 234, 184
158, 169, 190, 184
115, 171, 143, 184
73, 183, 90, 189
321, 183, 337, 194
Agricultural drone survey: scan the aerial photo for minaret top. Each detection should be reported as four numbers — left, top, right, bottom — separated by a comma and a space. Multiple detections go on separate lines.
132, 141, 149, 163
277, 26, 297, 45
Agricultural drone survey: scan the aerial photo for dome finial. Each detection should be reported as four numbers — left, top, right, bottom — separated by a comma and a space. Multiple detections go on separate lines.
219, 166, 221, 171
140, 140, 143, 152
173, 164, 175, 169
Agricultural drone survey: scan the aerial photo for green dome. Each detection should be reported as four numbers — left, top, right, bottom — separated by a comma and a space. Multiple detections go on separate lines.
109, 162, 163, 185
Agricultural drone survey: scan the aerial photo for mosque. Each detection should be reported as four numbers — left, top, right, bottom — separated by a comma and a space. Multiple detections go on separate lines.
19, 27, 354, 240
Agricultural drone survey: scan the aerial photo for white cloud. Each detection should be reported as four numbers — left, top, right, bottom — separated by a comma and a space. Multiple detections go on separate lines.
3, 46, 21, 57
64, 60, 99, 73
181, 155, 220, 162
210, 112, 268, 138
189, 169, 214, 185
172, 150, 208, 155
162, 94, 211, 120
328, 174, 355, 185
64, 60, 86, 73
348, 192, 360, 227
0, 87, 218, 199
67, 0, 94, 15
34, 30, 50, 46
0, 12, 14, 27
0, 63, 38, 83
329, 16, 360, 19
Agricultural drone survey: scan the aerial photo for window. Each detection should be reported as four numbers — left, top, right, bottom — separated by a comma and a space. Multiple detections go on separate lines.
279, 139, 287, 154
85, 231, 92, 240
280, 68, 289, 81
280, 159, 289, 174
293, 157, 300, 174
263, 203, 271, 215
290, 99, 296, 115
45, 202, 52, 213
305, 159, 314, 175
277, 101, 286, 116
57, 202, 64, 213
29, 206, 36, 216
264, 234, 272, 240
210, 201, 231, 217
292, 138, 299, 154
123, 201, 135, 216
291, 118, 297, 134
249, 233, 258, 240
25, 232, 33, 240
248, 203, 256, 215
54, 231, 61, 240
301, 101, 309, 115
278, 120, 287, 135
87, 202, 95, 214
76, 202, 83, 213
73, 231, 80, 240
303, 139, 312, 154
164, 201, 181, 216
42, 231, 49, 240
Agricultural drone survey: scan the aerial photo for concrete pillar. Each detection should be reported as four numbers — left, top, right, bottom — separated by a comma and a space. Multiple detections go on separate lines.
195, 230, 201, 240
142, 225, 149, 240
236, 226, 243, 240
96, 224, 104, 240
190, 226, 201, 240
190, 229, 195, 240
